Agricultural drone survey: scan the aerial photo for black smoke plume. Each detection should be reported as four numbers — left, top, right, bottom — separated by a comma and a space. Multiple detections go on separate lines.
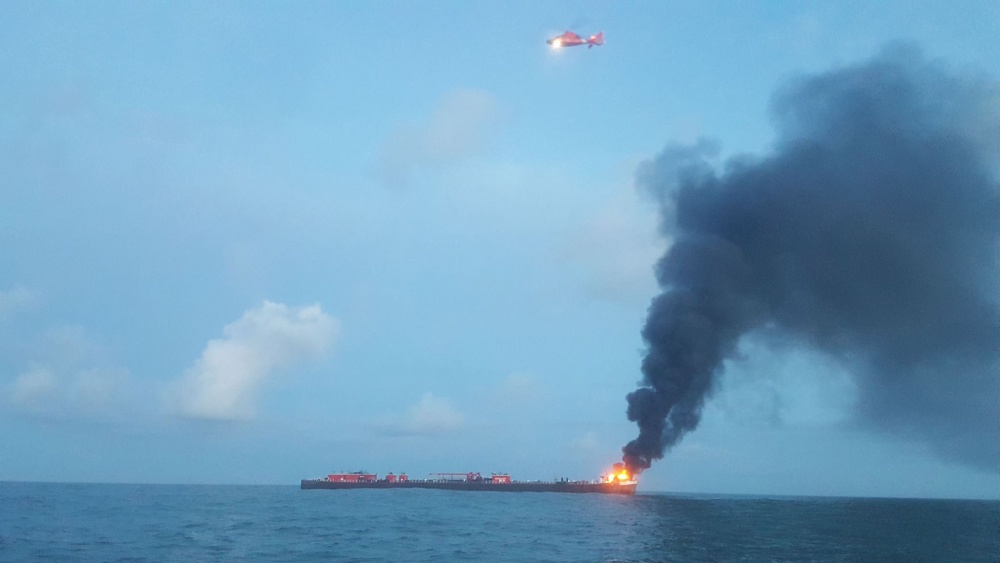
623, 45, 1000, 474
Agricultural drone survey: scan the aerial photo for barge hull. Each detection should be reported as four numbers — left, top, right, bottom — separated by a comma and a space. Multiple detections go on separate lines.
301, 479, 636, 495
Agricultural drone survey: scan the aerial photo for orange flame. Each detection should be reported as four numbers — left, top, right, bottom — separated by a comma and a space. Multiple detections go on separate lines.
604, 463, 633, 483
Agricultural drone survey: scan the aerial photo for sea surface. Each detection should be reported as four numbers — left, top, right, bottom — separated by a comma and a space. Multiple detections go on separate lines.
1, 482, 997, 562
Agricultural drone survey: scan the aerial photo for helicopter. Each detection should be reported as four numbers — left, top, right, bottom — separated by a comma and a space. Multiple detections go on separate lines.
547, 30, 604, 49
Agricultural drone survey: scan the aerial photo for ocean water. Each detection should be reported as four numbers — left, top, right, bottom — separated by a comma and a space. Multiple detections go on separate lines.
1, 483, 997, 562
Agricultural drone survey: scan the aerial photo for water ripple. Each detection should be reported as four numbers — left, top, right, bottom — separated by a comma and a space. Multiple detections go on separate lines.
1, 484, 998, 562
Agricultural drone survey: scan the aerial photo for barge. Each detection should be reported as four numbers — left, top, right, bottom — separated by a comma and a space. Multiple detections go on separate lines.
301, 467, 637, 495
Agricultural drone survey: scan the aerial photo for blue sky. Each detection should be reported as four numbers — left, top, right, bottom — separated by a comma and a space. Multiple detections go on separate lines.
2, 1, 998, 498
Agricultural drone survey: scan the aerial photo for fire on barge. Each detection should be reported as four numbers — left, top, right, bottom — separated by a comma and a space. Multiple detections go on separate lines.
301, 464, 637, 495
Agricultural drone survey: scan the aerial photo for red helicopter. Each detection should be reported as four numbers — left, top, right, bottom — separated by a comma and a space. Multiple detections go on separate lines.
547, 30, 604, 49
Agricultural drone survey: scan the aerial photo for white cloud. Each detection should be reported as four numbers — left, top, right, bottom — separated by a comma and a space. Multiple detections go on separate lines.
7, 364, 130, 416
496, 372, 543, 405
571, 431, 601, 452
73, 368, 130, 411
10, 367, 56, 407
36, 324, 110, 370
560, 177, 665, 304
0, 286, 39, 318
172, 301, 338, 421
376, 393, 464, 436
5, 324, 133, 417
376, 89, 500, 187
